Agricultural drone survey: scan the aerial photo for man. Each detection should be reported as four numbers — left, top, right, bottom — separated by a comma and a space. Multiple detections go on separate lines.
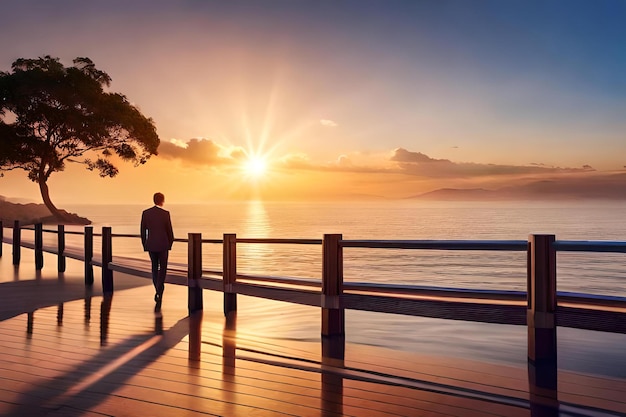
141, 192, 174, 310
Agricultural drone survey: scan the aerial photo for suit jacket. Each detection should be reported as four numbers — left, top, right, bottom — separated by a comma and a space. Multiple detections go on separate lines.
140, 206, 174, 252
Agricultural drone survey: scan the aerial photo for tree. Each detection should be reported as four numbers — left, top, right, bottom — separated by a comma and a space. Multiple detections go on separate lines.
0, 56, 159, 221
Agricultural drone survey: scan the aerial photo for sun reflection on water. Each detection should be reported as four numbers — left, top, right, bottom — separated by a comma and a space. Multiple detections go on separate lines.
238, 200, 273, 275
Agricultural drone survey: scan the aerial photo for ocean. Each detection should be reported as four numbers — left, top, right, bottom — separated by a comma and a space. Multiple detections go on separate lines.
55, 199, 626, 378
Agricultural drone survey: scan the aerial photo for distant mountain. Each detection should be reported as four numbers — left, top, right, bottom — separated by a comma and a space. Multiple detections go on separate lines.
410, 175, 626, 201
497, 178, 626, 200
336, 192, 389, 201
409, 188, 497, 200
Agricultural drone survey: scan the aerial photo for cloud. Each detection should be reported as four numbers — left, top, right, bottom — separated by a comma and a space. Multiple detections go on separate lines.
279, 153, 315, 170
168, 138, 189, 149
277, 151, 392, 175
320, 119, 338, 127
158, 138, 242, 166
391, 148, 450, 164
336, 155, 352, 168
229, 147, 247, 161
389, 148, 595, 178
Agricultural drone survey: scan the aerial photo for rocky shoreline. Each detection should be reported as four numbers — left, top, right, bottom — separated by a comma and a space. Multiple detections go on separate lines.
0, 199, 91, 225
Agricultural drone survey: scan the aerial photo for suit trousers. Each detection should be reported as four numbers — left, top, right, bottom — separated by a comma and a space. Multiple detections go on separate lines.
149, 250, 169, 297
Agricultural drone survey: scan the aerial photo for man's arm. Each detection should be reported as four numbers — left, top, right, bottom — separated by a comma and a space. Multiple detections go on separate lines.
140, 211, 148, 251
166, 212, 174, 250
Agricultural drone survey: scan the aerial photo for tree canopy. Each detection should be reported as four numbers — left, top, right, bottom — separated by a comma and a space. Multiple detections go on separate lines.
0, 56, 160, 221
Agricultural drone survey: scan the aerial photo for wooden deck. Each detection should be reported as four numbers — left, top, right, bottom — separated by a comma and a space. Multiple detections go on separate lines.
1, 250, 626, 416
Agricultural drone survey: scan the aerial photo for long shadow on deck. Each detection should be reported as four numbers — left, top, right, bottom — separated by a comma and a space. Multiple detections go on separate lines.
2, 297, 198, 417
0, 270, 151, 322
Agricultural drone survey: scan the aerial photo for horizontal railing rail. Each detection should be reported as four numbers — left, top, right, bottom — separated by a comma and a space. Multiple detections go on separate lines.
9, 223, 626, 254
340, 239, 528, 251
554, 240, 626, 253
237, 237, 323, 245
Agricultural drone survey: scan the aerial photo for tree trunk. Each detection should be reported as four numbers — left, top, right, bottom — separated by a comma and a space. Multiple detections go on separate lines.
38, 179, 68, 222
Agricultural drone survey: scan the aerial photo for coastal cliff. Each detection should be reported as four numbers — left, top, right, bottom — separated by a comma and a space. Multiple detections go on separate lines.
0, 197, 90, 225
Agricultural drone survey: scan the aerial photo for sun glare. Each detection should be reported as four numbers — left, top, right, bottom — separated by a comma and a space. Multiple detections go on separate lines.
243, 155, 267, 179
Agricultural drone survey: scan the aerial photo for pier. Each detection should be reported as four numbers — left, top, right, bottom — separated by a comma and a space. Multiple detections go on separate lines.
1, 221, 626, 416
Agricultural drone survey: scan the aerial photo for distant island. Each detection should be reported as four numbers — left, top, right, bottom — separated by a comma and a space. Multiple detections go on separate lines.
410, 176, 626, 201
0, 196, 90, 225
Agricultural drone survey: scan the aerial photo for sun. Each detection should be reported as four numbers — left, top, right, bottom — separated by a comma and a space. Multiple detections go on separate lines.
242, 155, 268, 179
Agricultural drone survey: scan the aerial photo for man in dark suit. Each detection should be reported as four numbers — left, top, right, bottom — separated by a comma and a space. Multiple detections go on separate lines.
141, 192, 174, 310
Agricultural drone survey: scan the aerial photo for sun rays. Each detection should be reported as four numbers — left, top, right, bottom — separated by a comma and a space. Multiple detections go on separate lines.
241, 154, 268, 180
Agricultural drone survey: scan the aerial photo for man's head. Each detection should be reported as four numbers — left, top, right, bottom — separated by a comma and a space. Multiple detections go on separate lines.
153, 192, 165, 206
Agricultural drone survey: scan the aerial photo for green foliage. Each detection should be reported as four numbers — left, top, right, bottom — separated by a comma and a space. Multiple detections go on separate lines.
0, 55, 160, 183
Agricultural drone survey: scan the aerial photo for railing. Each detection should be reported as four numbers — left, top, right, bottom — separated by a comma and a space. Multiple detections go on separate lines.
2, 220, 626, 361
5, 219, 626, 415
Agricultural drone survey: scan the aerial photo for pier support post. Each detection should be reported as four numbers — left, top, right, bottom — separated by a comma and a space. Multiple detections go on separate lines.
322, 234, 344, 337
223, 234, 237, 315
188, 233, 203, 312
222, 311, 237, 371
58, 225, 66, 272
12, 220, 21, 265
35, 223, 43, 270
0, 220, 3, 257
84, 226, 94, 285
102, 227, 113, 293
527, 234, 558, 409
188, 311, 203, 361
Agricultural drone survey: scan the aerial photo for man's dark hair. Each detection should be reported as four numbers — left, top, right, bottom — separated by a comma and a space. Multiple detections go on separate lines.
153, 192, 165, 205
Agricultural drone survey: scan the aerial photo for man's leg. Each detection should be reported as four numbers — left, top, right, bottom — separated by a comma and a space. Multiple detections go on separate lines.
156, 250, 169, 299
148, 251, 160, 300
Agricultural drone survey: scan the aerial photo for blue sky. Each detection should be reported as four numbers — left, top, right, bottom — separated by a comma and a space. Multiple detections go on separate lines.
1, 0, 626, 202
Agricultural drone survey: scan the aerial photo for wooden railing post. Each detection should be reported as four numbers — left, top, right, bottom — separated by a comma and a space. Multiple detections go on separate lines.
84, 226, 94, 285
35, 223, 43, 270
12, 220, 21, 265
322, 234, 344, 337
188, 233, 203, 312
57, 224, 66, 272
527, 234, 558, 410
223, 233, 237, 315
527, 234, 557, 362
102, 227, 113, 293
0, 220, 3, 257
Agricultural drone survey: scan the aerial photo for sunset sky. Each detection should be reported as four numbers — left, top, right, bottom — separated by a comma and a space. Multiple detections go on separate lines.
1, 0, 625, 203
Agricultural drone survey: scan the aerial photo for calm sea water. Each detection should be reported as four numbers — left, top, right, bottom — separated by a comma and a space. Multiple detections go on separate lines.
58, 200, 626, 377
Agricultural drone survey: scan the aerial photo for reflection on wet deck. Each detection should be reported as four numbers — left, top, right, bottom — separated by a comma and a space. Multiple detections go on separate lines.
1, 254, 625, 416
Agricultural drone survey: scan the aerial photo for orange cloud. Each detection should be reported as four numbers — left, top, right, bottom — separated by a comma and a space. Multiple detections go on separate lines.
390, 148, 595, 178
158, 138, 244, 166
